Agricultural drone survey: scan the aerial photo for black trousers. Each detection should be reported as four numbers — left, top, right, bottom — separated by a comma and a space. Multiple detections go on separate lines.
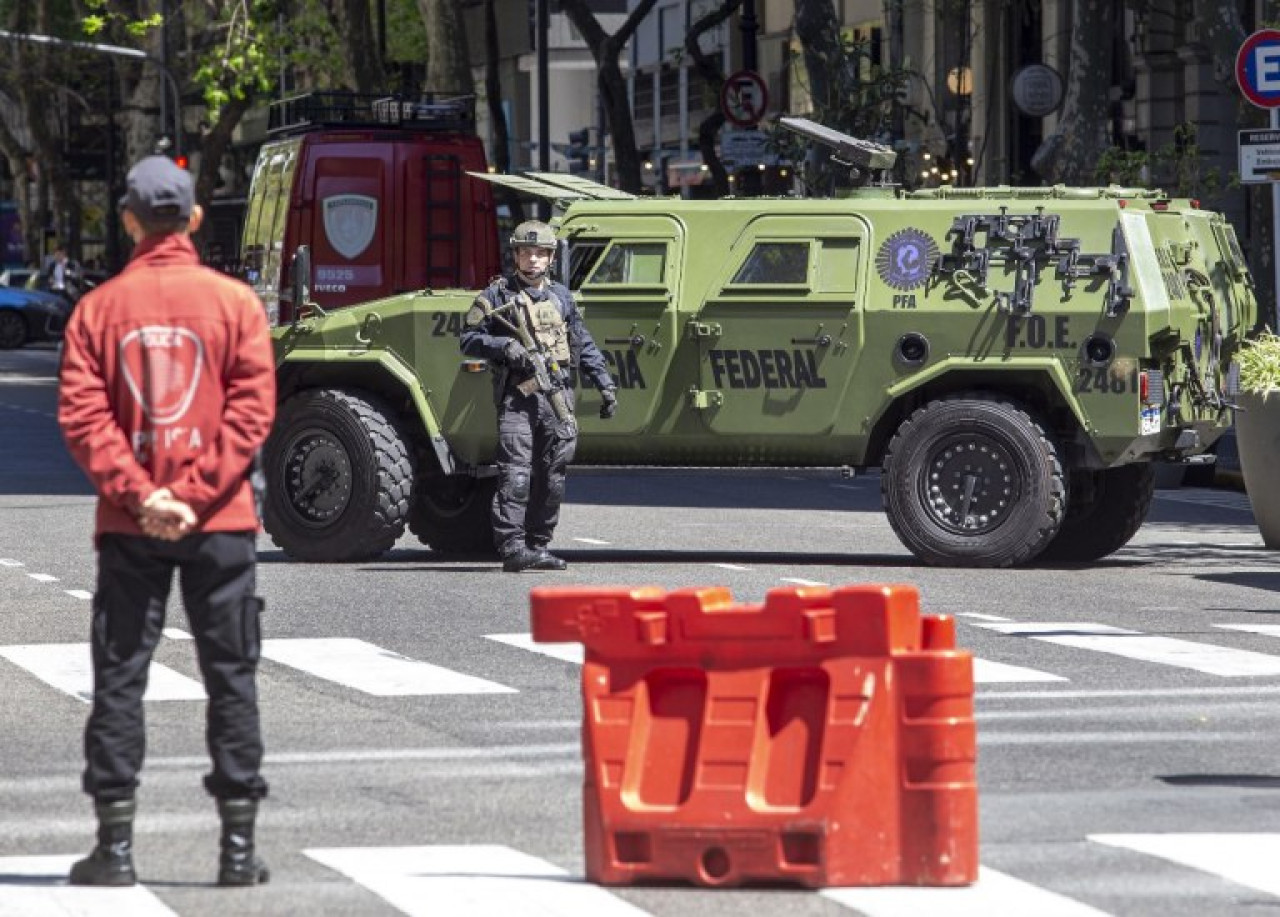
84, 532, 267, 803
492, 387, 577, 556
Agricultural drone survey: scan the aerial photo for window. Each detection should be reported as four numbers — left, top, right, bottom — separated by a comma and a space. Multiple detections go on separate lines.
568, 242, 607, 289
587, 242, 667, 285
730, 241, 810, 285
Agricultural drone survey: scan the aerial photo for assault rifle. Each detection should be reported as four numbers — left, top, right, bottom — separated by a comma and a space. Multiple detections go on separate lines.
488, 292, 578, 438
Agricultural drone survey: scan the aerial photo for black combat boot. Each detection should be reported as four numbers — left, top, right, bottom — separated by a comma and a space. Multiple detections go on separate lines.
526, 547, 568, 571
216, 798, 270, 887
69, 798, 137, 886
502, 547, 541, 572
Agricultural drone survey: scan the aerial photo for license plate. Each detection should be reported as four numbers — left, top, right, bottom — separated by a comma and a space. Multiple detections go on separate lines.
1141, 406, 1161, 435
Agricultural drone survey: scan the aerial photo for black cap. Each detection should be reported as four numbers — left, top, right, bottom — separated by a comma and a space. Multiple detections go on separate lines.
118, 155, 194, 221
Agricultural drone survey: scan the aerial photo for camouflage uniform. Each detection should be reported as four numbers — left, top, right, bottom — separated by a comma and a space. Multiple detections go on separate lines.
460, 228, 614, 571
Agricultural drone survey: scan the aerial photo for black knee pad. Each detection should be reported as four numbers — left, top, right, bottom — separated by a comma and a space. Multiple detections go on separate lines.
503, 468, 531, 502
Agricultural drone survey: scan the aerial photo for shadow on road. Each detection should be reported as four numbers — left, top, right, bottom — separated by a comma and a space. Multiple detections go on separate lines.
1159, 774, 1280, 789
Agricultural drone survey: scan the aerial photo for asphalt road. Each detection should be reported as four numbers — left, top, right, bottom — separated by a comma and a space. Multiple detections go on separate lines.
3, 343, 1280, 916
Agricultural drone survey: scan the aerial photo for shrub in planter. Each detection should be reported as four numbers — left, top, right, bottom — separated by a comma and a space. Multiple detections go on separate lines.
1235, 331, 1280, 548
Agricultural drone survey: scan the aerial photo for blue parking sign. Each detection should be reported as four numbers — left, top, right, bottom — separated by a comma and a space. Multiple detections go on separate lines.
1237, 29, 1280, 108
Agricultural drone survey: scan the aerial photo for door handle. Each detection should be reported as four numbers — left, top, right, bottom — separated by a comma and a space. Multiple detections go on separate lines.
791, 334, 831, 347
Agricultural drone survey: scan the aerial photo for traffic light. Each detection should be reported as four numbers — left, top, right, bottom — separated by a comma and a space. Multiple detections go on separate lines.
173, 153, 189, 170
567, 128, 590, 174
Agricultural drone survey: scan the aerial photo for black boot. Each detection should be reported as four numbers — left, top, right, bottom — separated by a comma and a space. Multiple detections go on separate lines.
217, 798, 270, 887
69, 798, 137, 886
502, 547, 541, 572
526, 547, 568, 571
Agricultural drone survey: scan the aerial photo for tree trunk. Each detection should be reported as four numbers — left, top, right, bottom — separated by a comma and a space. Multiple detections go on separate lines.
686, 0, 743, 197
794, 0, 851, 115
418, 0, 471, 94
559, 0, 661, 193
337, 0, 384, 92
1031, 0, 1113, 183
482, 0, 522, 222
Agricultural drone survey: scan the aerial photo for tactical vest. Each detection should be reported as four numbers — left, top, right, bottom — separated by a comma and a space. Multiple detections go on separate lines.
518, 288, 571, 363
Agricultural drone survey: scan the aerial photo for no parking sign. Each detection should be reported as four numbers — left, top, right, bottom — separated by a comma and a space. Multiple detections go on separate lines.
1237, 29, 1280, 109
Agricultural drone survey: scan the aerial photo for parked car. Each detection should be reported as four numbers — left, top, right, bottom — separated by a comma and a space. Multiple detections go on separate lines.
0, 284, 73, 349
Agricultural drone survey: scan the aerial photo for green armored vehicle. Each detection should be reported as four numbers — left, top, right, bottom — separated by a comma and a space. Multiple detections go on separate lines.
260, 119, 1255, 567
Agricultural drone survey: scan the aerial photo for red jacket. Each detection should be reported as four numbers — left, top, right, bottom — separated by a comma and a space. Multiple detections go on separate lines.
58, 234, 276, 541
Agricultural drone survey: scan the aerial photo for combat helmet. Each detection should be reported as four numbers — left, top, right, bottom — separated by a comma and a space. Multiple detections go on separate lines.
509, 220, 557, 250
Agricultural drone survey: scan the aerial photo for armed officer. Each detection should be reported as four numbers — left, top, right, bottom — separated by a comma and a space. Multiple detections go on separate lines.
460, 220, 618, 572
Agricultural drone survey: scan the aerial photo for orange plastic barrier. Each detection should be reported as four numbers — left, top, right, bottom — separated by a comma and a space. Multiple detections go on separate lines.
530, 583, 976, 888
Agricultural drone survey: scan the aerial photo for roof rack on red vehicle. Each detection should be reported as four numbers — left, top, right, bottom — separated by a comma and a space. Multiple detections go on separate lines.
266, 91, 476, 136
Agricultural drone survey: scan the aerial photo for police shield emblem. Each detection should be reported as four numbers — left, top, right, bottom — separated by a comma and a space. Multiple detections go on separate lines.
118, 325, 205, 425
323, 194, 377, 259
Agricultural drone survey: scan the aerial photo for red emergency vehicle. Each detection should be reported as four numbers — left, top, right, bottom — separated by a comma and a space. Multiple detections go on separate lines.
240, 91, 501, 324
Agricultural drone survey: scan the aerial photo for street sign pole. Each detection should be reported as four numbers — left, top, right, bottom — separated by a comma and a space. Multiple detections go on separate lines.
1237, 29, 1280, 331
1273, 107, 1279, 330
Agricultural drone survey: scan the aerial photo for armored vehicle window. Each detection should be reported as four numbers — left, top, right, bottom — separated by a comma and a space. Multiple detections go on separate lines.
731, 242, 810, 285
568, 242, 607, 289
587, 242, 667, 285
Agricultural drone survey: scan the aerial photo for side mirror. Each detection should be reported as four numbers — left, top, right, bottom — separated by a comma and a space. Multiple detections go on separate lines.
290, 245, 320, 322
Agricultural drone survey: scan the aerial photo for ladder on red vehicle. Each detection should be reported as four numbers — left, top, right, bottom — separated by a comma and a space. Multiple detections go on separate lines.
423, 154, 463, 288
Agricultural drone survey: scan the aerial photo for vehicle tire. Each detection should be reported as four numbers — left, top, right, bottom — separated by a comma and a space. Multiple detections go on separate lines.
881, 394, 1066, 567
1036, 463, 1155, 563
0, 310, 27, 349
263, 388, 416, 562
408, 475, 498, 555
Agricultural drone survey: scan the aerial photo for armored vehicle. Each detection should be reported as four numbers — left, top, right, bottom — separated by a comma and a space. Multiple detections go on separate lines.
260, 119, 1255, 567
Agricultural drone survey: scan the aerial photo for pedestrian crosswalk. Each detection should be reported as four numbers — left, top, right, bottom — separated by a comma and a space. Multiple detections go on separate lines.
12, 616, 1280, 704
8, 835, 1280, 915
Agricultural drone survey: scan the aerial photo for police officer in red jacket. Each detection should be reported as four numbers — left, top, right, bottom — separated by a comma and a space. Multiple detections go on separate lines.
58, 155, 276, 888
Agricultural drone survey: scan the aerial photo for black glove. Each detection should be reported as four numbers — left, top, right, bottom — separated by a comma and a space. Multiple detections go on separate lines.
599, 387, 618, 420
504, 340, 532, 373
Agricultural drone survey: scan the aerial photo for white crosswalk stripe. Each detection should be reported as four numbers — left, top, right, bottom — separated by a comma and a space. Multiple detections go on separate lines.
305, 845, 651, 916
1090, 833, 1280, 898
0, 855, 177, 916
822, 865, 1111, 915
259, 638, 516, 696
968, 621, 1280, 677
0, 644, 205, 702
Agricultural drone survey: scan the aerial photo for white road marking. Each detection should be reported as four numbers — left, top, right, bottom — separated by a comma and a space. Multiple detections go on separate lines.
780, 577, 828, 586
1216, 623, 1280, 639
0, 558, 24, 567
973, 658, 1067, 683
710, 562, 751, 571
0, 644, 205, 702
956, 612, 1013, 622
163, 628, 192, 640
0, 855, 178, 917
970, 621, 1280, 677
261, 638, 516, 696
487, 633, 583, 665
822, 865, 1110, 916
26, 573, 57, 583
572, 537, 611, 545
65, 590, 92, 601
1090, 833, 1280, 898
305, 845, 651, 917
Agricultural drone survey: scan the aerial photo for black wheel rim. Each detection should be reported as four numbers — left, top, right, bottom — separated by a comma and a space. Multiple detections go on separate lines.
918, 433, 1021, 535
0, 312, 25, 348
282, 427, 354, 526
